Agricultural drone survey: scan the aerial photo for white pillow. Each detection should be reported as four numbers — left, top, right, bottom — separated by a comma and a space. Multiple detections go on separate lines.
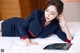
67, 21, 80, 37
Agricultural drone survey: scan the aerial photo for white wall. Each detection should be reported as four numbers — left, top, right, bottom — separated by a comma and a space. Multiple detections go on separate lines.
61, 0, 80, 22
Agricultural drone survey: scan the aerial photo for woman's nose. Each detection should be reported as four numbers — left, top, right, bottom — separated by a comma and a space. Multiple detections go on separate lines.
47, 13, 50, 17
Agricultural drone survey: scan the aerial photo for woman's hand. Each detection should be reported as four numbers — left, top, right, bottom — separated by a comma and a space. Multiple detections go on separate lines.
24, 38, 38, 45
58, 14, 67, 32
28, 42, 38, 45
58, 14, 66, 27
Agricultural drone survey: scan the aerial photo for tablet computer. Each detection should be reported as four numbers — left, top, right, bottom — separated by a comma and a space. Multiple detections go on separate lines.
43, 43, 72, 50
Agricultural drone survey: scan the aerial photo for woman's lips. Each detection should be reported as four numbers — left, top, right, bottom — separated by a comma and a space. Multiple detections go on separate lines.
46, 17, 49, 20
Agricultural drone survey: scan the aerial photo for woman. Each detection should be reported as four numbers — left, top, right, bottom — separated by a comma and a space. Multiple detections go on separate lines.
0, 0, 72, 45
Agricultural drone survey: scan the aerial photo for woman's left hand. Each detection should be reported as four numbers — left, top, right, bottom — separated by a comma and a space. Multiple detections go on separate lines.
58, 14, 66, 27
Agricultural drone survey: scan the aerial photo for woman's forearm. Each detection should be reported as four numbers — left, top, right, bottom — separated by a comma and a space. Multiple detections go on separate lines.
58, 14, 73, 41
61, 24, 73, 40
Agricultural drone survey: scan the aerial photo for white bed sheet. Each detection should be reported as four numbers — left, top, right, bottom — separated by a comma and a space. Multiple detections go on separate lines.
0, 21, 80, 53
0, 35, 64, 53
0, 34, 80, 53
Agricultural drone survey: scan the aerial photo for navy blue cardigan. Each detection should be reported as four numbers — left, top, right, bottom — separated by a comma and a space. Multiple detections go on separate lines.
2, 9, 67, 42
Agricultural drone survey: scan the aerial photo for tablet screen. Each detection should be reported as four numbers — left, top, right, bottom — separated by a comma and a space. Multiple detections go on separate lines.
44, 43, 72, 50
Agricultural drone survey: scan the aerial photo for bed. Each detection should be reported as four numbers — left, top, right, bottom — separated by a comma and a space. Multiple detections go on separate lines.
0, 21, 80, 53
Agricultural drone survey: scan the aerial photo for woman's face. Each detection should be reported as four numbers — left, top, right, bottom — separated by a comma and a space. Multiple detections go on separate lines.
45, 5, 58, 22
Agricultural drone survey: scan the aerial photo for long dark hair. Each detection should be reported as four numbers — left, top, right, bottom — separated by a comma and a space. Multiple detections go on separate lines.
45, 0, 64, 15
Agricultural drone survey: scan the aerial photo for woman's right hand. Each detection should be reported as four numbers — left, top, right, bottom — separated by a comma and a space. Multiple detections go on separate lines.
24, 38, 38, 45
28, 42, 38, 45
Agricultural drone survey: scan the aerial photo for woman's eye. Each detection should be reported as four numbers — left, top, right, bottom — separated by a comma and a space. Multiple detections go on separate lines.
46, 9, 48, 12
51, 13, 54, 15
